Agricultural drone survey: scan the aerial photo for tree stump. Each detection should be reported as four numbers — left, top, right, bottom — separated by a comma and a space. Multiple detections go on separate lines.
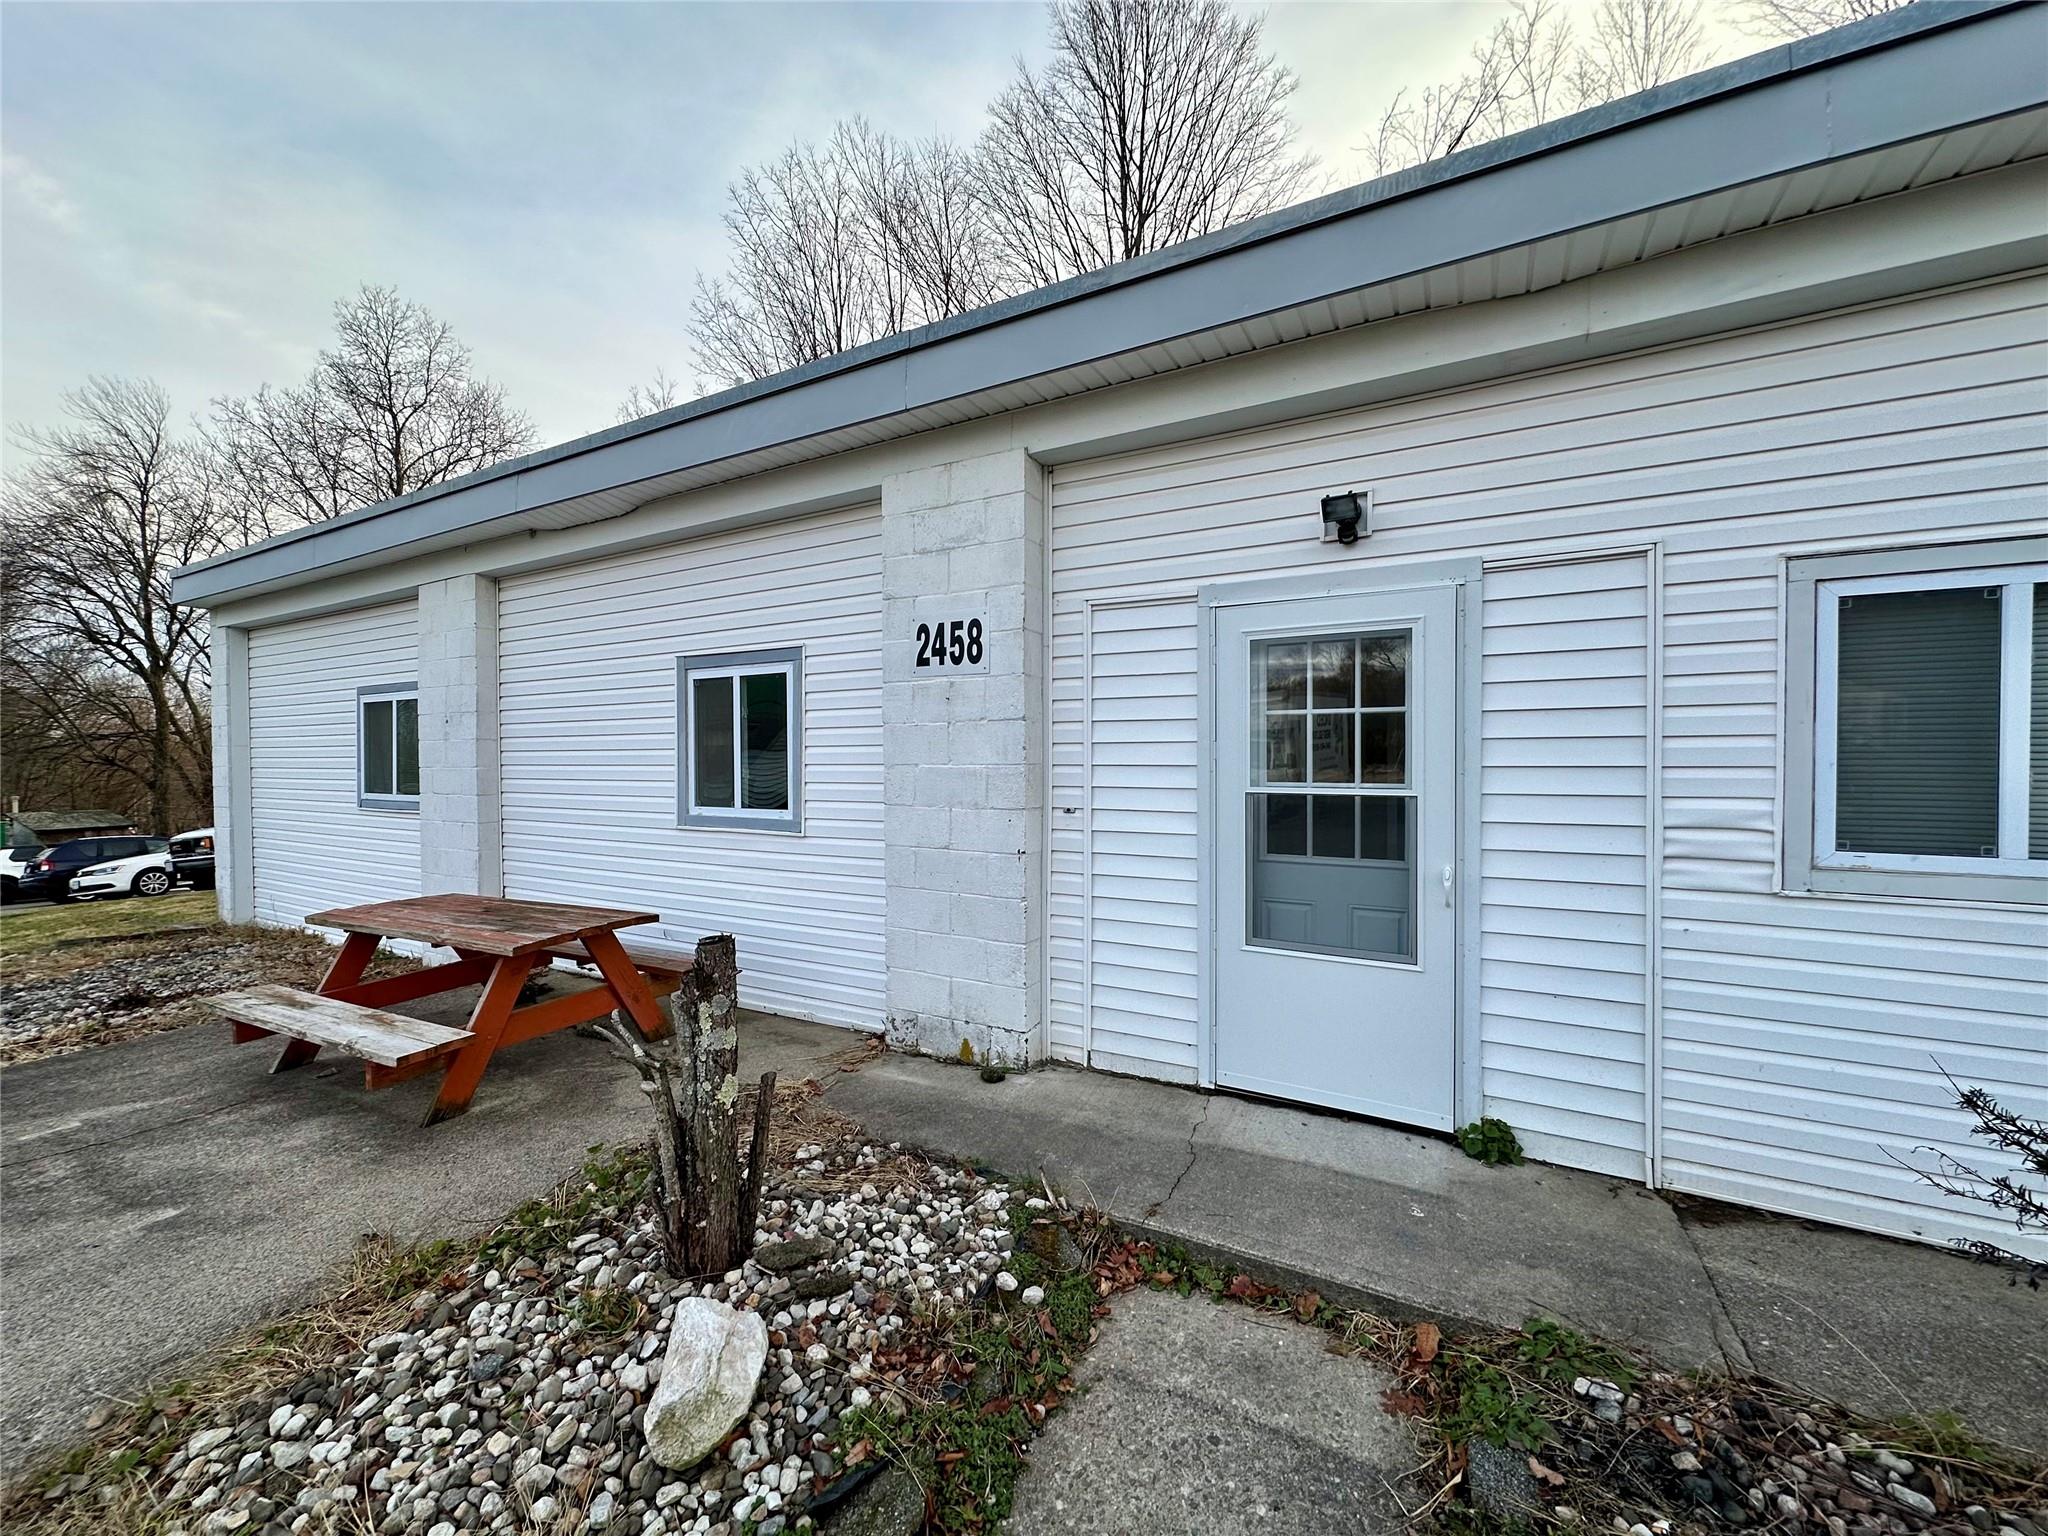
599, 933, 774, 1277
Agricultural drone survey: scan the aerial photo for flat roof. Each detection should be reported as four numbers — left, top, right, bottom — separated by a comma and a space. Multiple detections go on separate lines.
173, 0, 2046, 606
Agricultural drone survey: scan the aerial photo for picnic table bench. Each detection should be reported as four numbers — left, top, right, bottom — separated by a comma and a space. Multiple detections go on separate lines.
207, 894, 686, 1124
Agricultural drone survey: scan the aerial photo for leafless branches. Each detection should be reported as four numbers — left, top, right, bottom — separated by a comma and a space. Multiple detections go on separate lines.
208, 285, 534, 532
689, 121, 1000, 391
1739, 0, 1909, 42
1366, 0, 1707, 178
689, 0, 1314, 388
615, 368, 686, 426
1, 378, 222, 832
975, 0, 1316, 289
1894, 1070, 2048, 1288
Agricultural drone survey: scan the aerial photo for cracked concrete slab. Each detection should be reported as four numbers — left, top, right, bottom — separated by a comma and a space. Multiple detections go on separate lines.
1005, 1284, 1417, 1536
1673, 1209, 2048, 1454
815, 1045, 2046, 1451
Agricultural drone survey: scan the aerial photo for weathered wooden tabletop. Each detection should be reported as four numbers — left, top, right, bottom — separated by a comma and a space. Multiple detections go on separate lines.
303, 893, 659, 957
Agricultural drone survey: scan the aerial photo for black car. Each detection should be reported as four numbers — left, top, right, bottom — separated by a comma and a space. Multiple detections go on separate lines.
168, 826, 217, 890
14, 836, 168, 902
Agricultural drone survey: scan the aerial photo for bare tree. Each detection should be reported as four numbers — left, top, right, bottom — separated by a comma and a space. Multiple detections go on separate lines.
615, 368, 687, 425
1570, 0, 1709, 101
975, 0, 1316, 290
1366, 0, 1709, 178
2, 379, 222, 834
690, 121, 997, 390
1742, 0, 1909, 41
209, 285, 534, 533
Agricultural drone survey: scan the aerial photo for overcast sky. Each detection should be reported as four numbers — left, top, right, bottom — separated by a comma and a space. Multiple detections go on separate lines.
1, 1, 1755, 454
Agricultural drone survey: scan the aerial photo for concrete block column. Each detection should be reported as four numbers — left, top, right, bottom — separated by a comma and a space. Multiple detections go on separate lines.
416, 574, 502, 896
882, 448, 1048, 1067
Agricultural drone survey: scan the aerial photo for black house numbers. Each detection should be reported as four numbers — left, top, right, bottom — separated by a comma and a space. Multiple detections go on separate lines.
914, 616, 986, 670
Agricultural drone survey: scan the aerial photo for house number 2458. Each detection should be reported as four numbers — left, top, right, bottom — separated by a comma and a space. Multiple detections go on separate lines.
915, 618, 985, 668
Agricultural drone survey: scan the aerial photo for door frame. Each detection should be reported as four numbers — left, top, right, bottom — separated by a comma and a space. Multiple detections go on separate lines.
1196, 558, 1485, 1125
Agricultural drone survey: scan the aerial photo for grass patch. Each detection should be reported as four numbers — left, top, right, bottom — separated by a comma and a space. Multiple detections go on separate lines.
836, 1259, 1103, 1532
0, 890, 219, 959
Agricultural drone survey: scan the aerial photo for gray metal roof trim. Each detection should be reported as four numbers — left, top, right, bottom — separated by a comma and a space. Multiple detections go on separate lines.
173, 0, 2039, 603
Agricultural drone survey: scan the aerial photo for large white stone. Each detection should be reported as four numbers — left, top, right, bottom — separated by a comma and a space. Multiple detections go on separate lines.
643, 1298, 768, 1471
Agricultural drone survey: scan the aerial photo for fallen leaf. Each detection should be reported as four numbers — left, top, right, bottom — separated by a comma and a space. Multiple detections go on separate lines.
845, 1439, 872, 1466
1381, 1390, 1429, 1416
1411, 1321, 1441, 1364
1528, 1457, 1566, 1487
1294, 1290, 1323, 1321
1150, 1270, 1176, 1286
936, 1450, 967, 1466
1225, 1273, 1279, 1300
1649, 1417, 1683, 1445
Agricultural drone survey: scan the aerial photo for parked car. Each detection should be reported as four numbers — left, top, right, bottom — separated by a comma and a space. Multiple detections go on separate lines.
0, 845, 42, 903
14, 836, 169, 902
168, 826, 217, 890
69, 847, 176, 900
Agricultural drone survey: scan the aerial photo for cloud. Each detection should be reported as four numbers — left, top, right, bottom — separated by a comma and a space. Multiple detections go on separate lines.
1, 151, 82, 233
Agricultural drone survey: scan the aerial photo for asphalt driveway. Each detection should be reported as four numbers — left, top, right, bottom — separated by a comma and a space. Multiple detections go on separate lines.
0, 993, 838, 1479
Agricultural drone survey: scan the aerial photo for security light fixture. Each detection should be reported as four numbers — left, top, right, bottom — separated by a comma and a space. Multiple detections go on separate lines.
1320, 489, 1371, 545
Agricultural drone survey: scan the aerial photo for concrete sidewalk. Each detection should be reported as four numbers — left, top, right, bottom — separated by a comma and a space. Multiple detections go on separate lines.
789, 1021, 2046, 1455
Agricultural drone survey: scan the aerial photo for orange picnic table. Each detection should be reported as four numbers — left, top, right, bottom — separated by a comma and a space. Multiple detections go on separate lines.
208, 894, 684, 1124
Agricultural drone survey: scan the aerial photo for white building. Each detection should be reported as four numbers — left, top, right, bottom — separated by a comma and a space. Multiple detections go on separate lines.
176, 2, 2048, 1259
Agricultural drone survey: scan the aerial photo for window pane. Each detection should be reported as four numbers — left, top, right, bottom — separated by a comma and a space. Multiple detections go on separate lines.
1311, 713, 1353, 784
362, 699, 394, 797
1836, 586, 2000, 857
2032, 586, 2046, 860
1262, 642, 1307, 712
1310, 794, 1356, 859
1263, 714, 1305, 784
1359, 634, 1408, 708
1255, 793, 1307, 857
692, 676, 735, 809
740, 670, 790, 812
394, 697, 420, 797
1358, 715, 1405, 785
1309, 639, 1355, 709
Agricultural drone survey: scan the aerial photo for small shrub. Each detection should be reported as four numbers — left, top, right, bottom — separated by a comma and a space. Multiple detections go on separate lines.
1456, 1118, 1524, 1167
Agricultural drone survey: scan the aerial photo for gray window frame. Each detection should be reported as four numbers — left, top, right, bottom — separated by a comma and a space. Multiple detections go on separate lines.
356, 681, 421, 813
677, 647, 804, 833
1785, 535, 2046, 904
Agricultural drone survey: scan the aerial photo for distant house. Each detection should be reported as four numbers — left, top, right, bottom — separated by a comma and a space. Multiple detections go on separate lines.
172, 4, 2047, 1259
8, 810, 137, 844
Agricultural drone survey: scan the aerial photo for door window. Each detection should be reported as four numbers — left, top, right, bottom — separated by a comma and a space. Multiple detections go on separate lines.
1247, 631, 1417, 962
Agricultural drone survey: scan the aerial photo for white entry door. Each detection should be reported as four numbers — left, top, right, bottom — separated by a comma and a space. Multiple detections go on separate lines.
1214, 584, 1459, 1128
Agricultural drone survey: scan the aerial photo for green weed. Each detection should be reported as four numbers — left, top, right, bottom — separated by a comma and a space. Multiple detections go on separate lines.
1455, 1118, 1525, 1167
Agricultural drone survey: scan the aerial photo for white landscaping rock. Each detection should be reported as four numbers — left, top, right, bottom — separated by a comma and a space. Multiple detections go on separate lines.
643, 1297, 769, 1471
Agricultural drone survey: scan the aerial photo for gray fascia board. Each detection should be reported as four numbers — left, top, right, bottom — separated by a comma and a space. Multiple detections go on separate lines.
172, 0, 2045, 608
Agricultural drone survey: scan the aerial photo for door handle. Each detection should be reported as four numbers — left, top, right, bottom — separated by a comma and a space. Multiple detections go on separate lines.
1441, 863, 1455, 908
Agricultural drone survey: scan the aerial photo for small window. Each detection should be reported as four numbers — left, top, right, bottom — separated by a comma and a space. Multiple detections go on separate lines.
358, 683, 420, 810
1787, 539, 2045, 902
678, 648, 802, 832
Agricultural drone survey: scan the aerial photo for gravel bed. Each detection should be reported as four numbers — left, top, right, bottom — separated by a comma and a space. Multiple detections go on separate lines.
102, 1140, 1025, 1536
0, 943, 276, 1053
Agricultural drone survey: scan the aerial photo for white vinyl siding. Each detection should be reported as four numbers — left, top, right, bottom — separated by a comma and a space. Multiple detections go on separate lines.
1479, 555, 1651, 1180
247, 601, 421, 927
496, 505, 884, 1030
1051, 271, 2047, 1252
